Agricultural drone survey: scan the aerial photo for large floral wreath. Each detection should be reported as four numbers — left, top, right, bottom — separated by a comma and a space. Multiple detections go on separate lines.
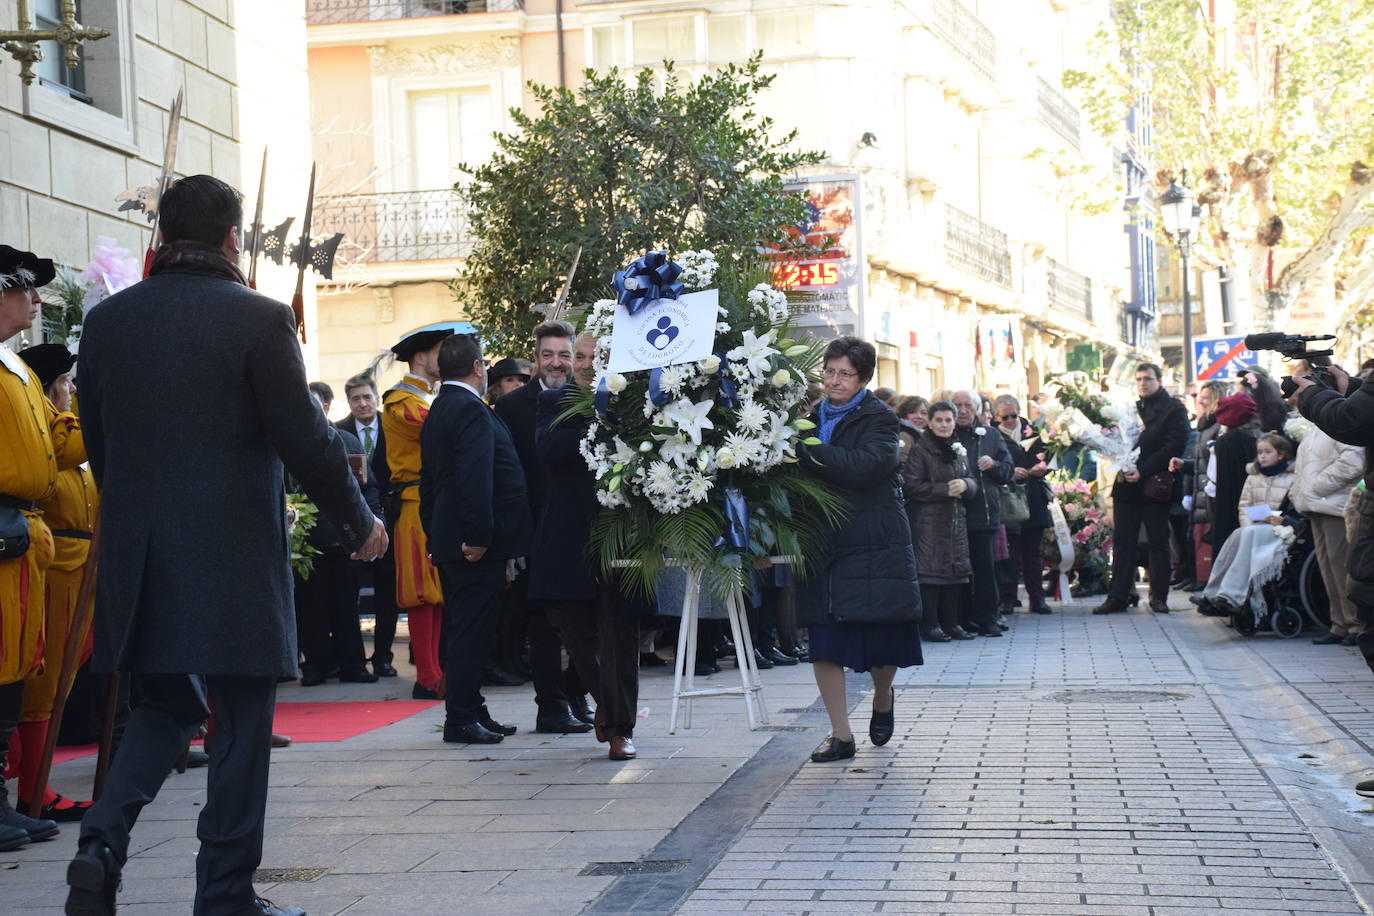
561, 250, 844, 597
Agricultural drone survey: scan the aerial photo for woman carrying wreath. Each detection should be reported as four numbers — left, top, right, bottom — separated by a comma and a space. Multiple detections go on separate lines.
798, 337, 922, 763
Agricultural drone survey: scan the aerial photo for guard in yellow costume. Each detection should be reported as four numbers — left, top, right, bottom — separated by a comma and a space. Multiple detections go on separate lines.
14, 344, 95, 822
0, 246, 80, 852
382, 323, 460, 698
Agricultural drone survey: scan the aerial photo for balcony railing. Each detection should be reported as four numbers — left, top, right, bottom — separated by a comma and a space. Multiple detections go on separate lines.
944, 205, 1011, 288
931, 0, 996, 82
1047, 258, 1092, 321
314, 190, 471, 263
1036, 75, 1081, 149
306, 0, 521, 26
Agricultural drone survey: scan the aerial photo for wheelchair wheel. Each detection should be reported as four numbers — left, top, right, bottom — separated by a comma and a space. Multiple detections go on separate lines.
1270, 606, 1304, 639
1300, 551, 1330, 629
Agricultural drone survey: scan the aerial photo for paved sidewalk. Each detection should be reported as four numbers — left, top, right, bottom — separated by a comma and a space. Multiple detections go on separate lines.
681, 598, 1374, 915
5, 594, 1374, 914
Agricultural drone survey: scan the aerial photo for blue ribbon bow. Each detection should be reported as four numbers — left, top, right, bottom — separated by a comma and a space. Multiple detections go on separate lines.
613, 251, 684, 315
715, 356, 739, 408
647, 367, 672, 407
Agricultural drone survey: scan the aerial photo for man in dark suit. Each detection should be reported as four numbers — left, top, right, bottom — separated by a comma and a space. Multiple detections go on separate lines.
297, 392, 384, 685
335, 373, 399, 678
491, 321, 592, 733
67, 175, 387, 916
421, 334, 533, 744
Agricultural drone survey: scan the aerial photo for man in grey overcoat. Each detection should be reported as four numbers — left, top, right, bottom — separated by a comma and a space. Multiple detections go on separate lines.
64, 175, 387, 916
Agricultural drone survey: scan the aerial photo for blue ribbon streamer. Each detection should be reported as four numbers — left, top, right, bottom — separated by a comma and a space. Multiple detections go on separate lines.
720, 486, 750, 550
647, 367, 672, 407
715, 356, 739, 408
613, 251, 684, 315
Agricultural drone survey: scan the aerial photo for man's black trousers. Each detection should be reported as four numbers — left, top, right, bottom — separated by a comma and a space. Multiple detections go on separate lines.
294, 549, 366, 676
437, 557, 506, 725
80, 673, 276, 916
1109, 498, 1172, 603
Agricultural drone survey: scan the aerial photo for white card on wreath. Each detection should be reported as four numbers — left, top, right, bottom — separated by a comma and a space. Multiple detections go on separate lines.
606, 288, 719, 373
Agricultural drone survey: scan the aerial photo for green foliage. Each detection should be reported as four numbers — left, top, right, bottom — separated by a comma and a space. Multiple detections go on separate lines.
457, 57, 825, 355
1065, 0, 1374, 251
40, 269, 88, 344
286, 494, 320, 580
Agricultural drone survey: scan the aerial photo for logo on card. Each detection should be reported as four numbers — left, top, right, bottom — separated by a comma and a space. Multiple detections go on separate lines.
646, 316, 680, 351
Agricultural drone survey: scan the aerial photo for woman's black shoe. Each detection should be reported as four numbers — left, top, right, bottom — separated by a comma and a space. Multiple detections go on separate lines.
762, 645, 798, 666
694, 660, 720, 677
869, 689, 895, 746
1312, 632, 1344, 645
923, 629, 953, 642
949, 627, 977, 641
810, 736, 856, 763
1031, 602, 1053, 614
412, 683, 439, 700
752, 648, 774, 670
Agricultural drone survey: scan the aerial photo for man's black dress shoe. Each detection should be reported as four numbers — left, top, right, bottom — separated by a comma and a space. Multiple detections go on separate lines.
298, 670, 326, 687
694, 660, 720, 676
1030, 602, 1053, 615
65, 837, 120, 915
639, 651, 668, 667
1092, 596, 1130, 615
948, 627, 977, 641
481, 666, 526, 687
568, 694, 595, 726
762, 645, 798, 666
752, 648, 774, 670
0, 822, 28, 851
443, 721, 504, 744
1312, 632, 1344, 645
239, 897, 305, 916
869, 688, 895, 747
186, 751, 210, 769
975, 625, 1003, 638
923, 629, 953, 643
809, 736, 856, 763
479, 707, 518, 736
372, 660, 398, 678
412, 683, 439, 700
535, 709, 594, 734
1, 800, 58, 842
1343, 634, 1359, 646
338, 667, 379, 683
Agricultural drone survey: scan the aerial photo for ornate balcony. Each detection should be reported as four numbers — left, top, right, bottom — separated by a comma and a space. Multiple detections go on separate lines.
944, 205, 1012, 288
306, 0, 522, 26
1047, 258, 1092, 321
931, 0, 996, 82
1036, 75, 1081, 149
314, 190, 471, 263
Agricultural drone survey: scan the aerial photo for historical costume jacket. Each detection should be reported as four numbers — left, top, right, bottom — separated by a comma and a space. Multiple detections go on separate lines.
382, 373, 443, 608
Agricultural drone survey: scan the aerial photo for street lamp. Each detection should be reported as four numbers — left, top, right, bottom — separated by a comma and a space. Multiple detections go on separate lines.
1159, 173, 1203, 383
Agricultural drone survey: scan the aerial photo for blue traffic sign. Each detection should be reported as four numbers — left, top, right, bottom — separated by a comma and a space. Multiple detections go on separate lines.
1193, 336, 1257, 381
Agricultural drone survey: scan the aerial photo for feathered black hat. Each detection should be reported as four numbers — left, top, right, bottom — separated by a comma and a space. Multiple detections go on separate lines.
0, 245, 56, 290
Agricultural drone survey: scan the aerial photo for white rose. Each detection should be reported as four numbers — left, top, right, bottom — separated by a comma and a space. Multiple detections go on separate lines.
975, 427, 987, 436
771, 369, 792, 388
699, 355, 721, 374
606, 374, 627, 394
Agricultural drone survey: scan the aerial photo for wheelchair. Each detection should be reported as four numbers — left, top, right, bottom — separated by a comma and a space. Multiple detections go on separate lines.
1227, 518, 1329, 638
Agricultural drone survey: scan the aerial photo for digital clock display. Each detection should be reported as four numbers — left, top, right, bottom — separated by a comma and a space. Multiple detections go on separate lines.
772, 260, 840, 289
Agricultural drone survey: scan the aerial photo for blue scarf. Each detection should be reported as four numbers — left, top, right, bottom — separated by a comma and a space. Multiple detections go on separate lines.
817, 389, 869, 443
1258, 458, 1290, 477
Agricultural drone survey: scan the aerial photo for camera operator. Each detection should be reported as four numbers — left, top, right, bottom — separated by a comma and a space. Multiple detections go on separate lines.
1291, 362, 1374, 799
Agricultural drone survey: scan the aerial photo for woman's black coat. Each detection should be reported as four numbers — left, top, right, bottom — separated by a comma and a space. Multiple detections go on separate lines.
797, 394, 921, 627
528, 386, 600, 602
1210, 422, 1259, 553
1001, 420, 1052, 531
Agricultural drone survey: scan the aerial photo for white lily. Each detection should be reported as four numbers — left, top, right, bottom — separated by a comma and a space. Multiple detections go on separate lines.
726, 328, 778, 378
661, 397, 716, 445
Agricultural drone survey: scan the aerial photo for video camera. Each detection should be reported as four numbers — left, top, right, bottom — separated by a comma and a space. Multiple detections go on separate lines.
1243, 332, 1338, 398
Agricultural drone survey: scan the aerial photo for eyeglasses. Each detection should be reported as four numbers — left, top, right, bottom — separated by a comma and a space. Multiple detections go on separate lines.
998, 414, 1018, 423
822, 367, 858, 380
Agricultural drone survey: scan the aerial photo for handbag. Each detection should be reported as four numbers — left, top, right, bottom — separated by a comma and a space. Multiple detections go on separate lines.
1143, 470, 1175, 503
999, 482, 1030, 523
0, 506, 31, 560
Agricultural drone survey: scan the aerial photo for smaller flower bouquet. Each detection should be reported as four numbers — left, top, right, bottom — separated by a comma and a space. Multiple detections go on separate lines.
1041, 471, 1112, 581
1037, 370, 1142, 473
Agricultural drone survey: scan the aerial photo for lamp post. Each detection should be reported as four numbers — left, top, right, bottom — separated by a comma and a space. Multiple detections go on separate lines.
1158, 173, 1203, 383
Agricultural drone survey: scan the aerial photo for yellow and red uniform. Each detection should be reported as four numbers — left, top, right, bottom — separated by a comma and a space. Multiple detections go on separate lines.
0, 353, 80, 686
382, 373, 443, 688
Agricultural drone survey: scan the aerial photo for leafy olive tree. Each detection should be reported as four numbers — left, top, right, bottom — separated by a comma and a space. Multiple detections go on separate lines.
456, 58, 823, 355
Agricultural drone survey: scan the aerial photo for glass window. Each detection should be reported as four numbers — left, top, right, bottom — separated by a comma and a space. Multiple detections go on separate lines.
756, 10, 815, 58
410, 90, 492, 191
591, 25, 625, 69
34, 0, 89, 101
708, 15, 747, 63
632, 16, 695, 67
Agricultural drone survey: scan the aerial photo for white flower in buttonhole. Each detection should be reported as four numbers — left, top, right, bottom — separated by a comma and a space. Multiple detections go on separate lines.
661, 397, 715, 445
952, 442, 967, 458
727, 328, 778, 379
974, 426, 987, 437
737, 399, 769, 432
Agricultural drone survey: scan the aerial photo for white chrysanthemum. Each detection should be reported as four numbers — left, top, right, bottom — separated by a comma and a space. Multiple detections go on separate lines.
658, 365, 687, 395
685, 472, 713, 502
645, 461, 677, 495
678, 249, 718, 290
747, 283, 789, 324
596, 488, 629, 509
737, 400, 769, 432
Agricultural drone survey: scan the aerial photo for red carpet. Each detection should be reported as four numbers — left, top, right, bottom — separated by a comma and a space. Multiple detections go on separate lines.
51, 700, 439, 763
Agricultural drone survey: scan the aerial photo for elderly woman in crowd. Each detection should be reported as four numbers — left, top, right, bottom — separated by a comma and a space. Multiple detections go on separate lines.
992, 394, 1053, 615
904, 400, 976, 641
798, 337, 922, 763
